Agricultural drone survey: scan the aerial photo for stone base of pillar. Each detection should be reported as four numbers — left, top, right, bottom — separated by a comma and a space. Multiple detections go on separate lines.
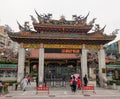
99, 74, 107, 88
38, 82, 43, 86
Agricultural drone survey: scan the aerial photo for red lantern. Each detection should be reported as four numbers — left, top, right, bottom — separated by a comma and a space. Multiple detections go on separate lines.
33, 65, 37, 71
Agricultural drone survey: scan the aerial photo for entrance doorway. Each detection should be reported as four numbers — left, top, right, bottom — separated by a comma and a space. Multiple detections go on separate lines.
44, 62, 77, 81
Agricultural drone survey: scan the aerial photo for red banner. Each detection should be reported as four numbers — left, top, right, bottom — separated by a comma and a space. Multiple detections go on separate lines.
82, 86, 94, 90
36, 87, 49, 91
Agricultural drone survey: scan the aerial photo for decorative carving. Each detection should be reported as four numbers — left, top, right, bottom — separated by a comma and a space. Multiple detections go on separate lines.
24, 22, 30, 31
59, 15, 66, 24
17, 21, 32, 31
17, 21, 24, 31
93, 24, 100, 32
112, 29, 120, 35
35, 10, 44, 23
92, 25, 106, 34
72, 14, 85, 24
40, 43, 44, 48
88, 18, 96, 25
30, 15, 38, 23
34, 10, 89, 26
86, 45, 100, 49
82, 44, 86, 49
35, 10, 52, 23
23, 44, 100, 49
43, 13, 52, 23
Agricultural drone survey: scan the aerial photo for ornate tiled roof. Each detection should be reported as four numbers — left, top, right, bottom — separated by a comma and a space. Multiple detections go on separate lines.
7, 12, 116, 45
7, 31, 115, 46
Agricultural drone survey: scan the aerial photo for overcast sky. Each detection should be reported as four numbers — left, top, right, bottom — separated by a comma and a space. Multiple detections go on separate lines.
0, 0, 120, 42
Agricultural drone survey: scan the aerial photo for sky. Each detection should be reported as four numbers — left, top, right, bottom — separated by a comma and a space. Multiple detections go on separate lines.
0, 0, 120, 42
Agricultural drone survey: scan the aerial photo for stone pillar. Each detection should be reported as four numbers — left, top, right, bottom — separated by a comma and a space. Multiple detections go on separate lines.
38, 43, 44, 86
76, 61, 80, 73
17, 43, 25, 83
27, 61, 30, 74
81, 44, 88, 81
98, 45, 106, 87
26, 66, 29, 74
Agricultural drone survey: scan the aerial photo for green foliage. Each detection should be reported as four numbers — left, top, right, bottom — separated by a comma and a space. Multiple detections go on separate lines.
32, 73, 38, 77
2, 80, 17, 86
3, 86, 8, 94
112, 76, 115, 80
108, 61, 120, 65
0, 81, 17, 94
0, 60, 17, 64
109, 80, 120, 85
116, 54, 120, 58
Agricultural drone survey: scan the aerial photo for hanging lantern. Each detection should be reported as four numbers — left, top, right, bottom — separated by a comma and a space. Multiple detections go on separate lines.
33, 65, 37, 71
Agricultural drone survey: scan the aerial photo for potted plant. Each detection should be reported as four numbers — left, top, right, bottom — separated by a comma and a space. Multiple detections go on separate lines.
3, 83, 9, 94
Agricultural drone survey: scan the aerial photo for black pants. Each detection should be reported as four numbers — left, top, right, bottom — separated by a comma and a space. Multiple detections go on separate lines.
72, 85, 76, 92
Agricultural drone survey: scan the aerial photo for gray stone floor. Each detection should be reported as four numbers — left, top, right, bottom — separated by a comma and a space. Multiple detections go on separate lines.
1, 81, 120, 98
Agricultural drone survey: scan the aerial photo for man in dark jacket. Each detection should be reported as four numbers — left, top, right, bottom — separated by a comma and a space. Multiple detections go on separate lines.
36, 76, 38, 87
83, 74, 88, 86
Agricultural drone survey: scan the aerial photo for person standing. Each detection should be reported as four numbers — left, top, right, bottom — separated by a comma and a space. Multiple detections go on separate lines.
27, 75, 31, 85
36, 76, 38, 87
77, 76, 81, 89
0, 80, 3, 96
72, 76, 77, 92
69, 77, 73, 91
21, 77, 28, 91
83, 74, 88, 86
96, 75, 100, 87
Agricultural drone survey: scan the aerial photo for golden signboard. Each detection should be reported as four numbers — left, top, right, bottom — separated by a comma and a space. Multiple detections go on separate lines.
86, 45, 100, 49
24, 44, 100, 49
24, 44, 40, 48
44, 44, 82, 49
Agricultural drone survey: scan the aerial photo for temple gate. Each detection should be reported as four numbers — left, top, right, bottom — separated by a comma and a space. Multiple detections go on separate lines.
8, 12, 115, 87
